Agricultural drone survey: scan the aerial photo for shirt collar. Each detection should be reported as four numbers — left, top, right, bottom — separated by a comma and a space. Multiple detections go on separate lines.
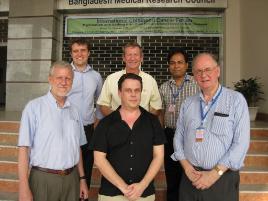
114, 106, 146, 120
122, 69, 143, 76
47, 91, 71, 109
71, 62, 92, 73
169, 73, 191, 85
199, 84, 222, 103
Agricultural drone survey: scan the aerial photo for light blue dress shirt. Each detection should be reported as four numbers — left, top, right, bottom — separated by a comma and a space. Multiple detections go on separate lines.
171, 85, 250, 170
18, 91, 87, 170
68, 62, 103, 126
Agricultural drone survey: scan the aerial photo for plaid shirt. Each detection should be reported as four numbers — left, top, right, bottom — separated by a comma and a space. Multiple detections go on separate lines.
159, 74, 199, 129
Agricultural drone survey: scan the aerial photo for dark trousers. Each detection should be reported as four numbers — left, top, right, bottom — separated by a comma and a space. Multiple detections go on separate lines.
179, 169, 240, 201
164, 128, 183, 201
81, 124, 94, 189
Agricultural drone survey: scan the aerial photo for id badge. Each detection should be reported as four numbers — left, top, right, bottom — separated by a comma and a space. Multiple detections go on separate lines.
168, 104, 176, 113
196, 126, 205, 142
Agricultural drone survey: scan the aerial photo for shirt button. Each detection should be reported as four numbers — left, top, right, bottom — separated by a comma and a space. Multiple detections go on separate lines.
130, 141, 133, 145
129, 179, 133, 183
130, 154, 134, 158
130, 167, 133, 171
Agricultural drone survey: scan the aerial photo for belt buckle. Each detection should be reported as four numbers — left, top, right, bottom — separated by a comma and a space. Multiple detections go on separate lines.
59, 170, 67, 176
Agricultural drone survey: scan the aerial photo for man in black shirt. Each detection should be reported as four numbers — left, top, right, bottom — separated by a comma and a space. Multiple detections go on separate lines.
91, 73, 165, 201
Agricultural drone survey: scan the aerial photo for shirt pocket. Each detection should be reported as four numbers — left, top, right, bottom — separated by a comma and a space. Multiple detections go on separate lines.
65, 117, 81, 139
210, 115, 230, 136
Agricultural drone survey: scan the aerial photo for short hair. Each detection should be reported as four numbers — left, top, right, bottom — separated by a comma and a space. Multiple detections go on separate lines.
118, 73, 143, 91
70, 38, 90, 51
122, 42, 143, 56
192, 52, 219, 70
49, 61, 73, 77
167, 48, 188, 63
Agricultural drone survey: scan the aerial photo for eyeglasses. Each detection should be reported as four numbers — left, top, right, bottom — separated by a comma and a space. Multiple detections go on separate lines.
169, 60, 186, 65
193, 66, 217, 76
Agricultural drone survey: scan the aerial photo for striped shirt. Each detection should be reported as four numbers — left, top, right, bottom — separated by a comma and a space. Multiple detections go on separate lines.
171, 85, 250, 170
159, 74, 199, 129
68, 62, 103, 125
18, 91, 87, 170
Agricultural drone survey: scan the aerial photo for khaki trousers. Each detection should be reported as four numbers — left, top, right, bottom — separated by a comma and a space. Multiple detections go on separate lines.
98, 194, 155, 201
29, 166, 79, 201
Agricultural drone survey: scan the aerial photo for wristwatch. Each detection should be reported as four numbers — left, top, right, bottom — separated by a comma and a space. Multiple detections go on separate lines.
79, 175, 86, 180
213, 165, 224, 176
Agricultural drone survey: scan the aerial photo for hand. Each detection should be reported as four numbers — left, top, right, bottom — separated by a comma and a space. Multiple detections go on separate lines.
124, 182, 146, 201
118, 183, 132, 196
192, 170, 220, 190
79, 179, 89, 200
19, 184, 33, 201
184, 165, 202, 182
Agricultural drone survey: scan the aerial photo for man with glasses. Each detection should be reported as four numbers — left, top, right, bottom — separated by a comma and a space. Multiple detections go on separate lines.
159, 48, 198, 201
18, 61, 88, 201
171, 53, 250, 201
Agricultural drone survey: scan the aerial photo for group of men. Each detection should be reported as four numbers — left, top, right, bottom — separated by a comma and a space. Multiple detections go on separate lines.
18, 39, 250, 201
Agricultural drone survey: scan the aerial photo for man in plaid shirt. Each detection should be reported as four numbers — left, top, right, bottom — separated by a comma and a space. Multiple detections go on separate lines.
159, 48, 199, 201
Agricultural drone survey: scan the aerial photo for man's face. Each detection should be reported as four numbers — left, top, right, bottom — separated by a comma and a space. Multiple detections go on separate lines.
118, 79, 142, 110
71, 43, 89, 68
123, 47, 143, 71
49, 67, 73, 99
193, 55, 220, 91
169, 53, 188, 79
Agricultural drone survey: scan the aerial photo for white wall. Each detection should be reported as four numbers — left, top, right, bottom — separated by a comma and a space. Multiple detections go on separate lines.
224, 0, 241, 88
241, 0, 268, 113
224, 0, 268, 114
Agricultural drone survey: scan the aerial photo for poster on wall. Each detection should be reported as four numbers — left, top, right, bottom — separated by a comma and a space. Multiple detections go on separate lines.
65, 16, 223, 37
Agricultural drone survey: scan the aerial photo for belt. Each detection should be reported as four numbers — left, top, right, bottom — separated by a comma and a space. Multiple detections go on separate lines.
32, 166, 75, 176
194, 166, 210, 171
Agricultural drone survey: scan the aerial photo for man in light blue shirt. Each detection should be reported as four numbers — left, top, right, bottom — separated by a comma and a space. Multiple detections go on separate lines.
68, 38, 103, 189
18, 61, 88, 201
171, 53, 250, 201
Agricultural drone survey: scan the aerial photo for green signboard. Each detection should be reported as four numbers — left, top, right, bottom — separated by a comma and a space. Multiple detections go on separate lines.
66, 16, 223, 36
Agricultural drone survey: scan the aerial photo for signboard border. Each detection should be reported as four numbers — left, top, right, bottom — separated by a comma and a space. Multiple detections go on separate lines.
65, 15, 224, 37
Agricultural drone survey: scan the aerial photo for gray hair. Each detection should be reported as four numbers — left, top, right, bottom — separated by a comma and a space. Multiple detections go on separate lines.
49, 61, 73, 77
192, 52, 219, 70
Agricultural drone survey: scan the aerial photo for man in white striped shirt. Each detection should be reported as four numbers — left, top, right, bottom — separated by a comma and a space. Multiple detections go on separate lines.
171, 53, 250, 201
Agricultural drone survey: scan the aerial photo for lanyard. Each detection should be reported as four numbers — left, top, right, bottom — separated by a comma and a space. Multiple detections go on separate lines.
169, 75, 187, 104
199, 86, 222, 126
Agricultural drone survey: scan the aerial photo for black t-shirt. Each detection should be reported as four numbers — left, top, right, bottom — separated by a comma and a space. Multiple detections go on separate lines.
91, 106, 166, 197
